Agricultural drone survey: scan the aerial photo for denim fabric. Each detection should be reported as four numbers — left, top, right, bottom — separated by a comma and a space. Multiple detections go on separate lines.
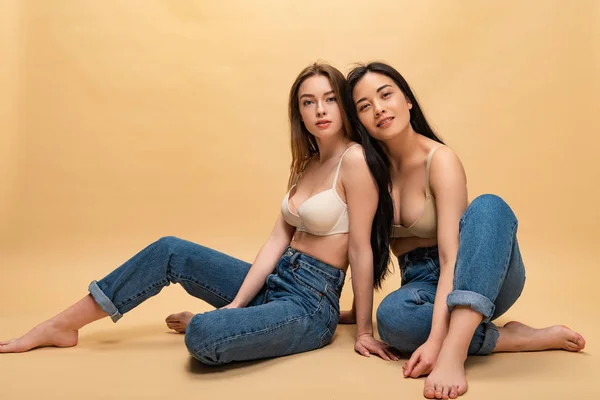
376, 194, 526, 355
88, 237, 344, 365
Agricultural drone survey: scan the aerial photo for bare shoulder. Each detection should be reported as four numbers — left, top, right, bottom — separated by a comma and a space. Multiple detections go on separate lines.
429, 145, 467, 192
430, 146, 464, 174
340, 143, 368, 174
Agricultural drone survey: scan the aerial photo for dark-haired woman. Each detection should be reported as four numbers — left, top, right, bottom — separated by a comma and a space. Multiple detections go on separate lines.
342, 62, 586, 399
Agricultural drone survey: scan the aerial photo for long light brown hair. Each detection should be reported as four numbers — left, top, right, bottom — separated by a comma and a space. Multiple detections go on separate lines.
287, 63, 352, 189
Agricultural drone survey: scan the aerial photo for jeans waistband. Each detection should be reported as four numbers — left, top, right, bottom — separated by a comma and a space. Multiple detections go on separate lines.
283, 246, 345, 283
401, 245, 439, 265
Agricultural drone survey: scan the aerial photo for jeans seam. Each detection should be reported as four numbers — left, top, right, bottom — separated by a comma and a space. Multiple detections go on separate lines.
319, 305, 336, 347
170, 272, 233, 303
114, 272, 233, 311
113, 278, 170, 310
195, 296, 325, 356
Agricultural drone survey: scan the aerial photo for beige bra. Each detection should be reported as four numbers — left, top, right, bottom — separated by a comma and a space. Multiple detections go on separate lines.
281, 144, 359, 236
392, 146, 443, 239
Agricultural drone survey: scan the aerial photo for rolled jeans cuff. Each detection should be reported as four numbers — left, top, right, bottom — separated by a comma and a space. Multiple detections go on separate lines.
88, 280, 123, 323
476, 322, 499, 355
446, 290, 495, 323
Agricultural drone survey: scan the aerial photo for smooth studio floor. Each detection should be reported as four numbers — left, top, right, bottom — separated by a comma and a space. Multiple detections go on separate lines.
0, 235, 596, 400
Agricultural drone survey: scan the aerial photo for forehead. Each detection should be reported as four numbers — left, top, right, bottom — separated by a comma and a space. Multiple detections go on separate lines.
298, 75, 333, 96
353, 72, 396, 100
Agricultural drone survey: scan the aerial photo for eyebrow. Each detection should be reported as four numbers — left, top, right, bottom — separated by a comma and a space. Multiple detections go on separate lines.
299, 90, 335, 99
355, 84, 393, 104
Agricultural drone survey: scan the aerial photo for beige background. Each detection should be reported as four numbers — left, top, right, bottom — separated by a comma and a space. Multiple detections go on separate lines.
1, 1, 598, 399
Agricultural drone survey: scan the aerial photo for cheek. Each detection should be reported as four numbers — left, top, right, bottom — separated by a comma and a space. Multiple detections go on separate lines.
399, 106, 412, 124
358, 114, 374, 130
299, 109, 312, 123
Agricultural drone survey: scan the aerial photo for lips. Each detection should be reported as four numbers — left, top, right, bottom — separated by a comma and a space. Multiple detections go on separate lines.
377, 117, 394, 128
316, 119, 332, 129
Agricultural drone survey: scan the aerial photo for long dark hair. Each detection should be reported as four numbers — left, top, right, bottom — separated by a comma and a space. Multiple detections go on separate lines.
334, 76, 394, 290
288, 62, 393, 289
346, 122, 394, 289
346, 62, 445, 146
344, 62, 445, 285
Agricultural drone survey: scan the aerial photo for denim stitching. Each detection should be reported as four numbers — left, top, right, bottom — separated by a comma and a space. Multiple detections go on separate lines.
297, 258, 341, 282
114, 278, 171, 309
114, 272, 234, 310
291, 263, 328, 297
171, 272, 233, 303
319, 304, 336, 347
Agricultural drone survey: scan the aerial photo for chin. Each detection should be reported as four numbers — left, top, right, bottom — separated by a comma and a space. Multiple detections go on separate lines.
378, 128, 404, 141
313, 127, 344, 139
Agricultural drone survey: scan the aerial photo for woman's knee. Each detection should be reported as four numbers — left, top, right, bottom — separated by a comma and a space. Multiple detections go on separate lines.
468, 194, 515, 220
155, 236, 185, 251
184, 314, 227, 366
376, 291, 417, 345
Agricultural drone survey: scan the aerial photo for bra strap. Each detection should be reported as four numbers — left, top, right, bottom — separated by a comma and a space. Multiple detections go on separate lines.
425, 146, 443, 197
332, 144, 360, 188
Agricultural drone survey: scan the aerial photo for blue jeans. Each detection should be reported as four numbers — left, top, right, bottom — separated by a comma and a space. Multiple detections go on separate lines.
88, 237, 345, 365
376, 194, 526, 355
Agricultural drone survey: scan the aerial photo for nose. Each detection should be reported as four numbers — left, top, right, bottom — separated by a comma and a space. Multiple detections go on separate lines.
373, 101, 385, 117
316, 101, 327, 117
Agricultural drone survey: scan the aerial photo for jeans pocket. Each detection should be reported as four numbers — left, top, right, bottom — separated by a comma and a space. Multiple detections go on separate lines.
291, 261, 327, 297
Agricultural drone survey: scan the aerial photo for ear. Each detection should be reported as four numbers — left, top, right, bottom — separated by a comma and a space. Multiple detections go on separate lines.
405, 96, 413, 110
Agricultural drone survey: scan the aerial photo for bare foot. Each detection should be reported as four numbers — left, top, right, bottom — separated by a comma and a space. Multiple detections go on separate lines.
165, 311, 194, 334
495, 321, 586, 352
423, 346, 467, 399
0, 320, 78, 353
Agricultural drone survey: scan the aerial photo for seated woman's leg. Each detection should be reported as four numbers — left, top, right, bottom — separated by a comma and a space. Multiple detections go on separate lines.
89, 236, 264, 322
184, 249, 344, 365
0, 236, 263, 353
376, 281, 501, 356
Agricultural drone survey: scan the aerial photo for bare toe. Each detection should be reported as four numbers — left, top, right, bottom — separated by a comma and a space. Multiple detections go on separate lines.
435, 385, 443, 399
166, 312, 194, 334
442, 386, 450, 399
0, 337, 27, 353
424, 380, 436, 399
449, 386, 458, 399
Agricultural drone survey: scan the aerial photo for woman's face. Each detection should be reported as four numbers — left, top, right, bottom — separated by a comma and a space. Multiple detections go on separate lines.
352, 72, 412, 141
298, 75, 344, 139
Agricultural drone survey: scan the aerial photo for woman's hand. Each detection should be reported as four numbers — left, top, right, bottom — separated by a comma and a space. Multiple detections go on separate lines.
355, 334, 399, 361
221, 301, 241, 310
402, 339, 443, 378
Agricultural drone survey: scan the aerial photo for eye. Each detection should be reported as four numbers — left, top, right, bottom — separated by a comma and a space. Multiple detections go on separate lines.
302, 100, 314, 106
358, 103, 370, 112
382, 92, 392, 99
326, 96, 337, 102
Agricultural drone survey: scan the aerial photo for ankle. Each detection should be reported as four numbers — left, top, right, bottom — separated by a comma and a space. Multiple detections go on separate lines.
47, 317, 78, 332
440, 339, 469, 362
